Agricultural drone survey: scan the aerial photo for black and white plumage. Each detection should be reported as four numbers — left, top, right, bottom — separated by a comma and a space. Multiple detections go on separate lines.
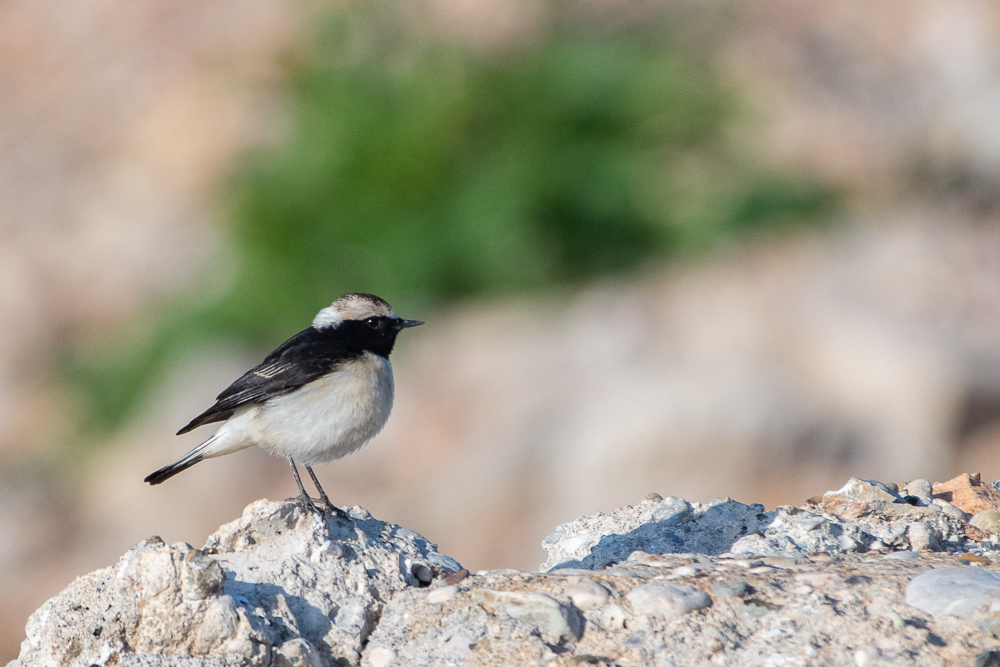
144, 293, 423, 512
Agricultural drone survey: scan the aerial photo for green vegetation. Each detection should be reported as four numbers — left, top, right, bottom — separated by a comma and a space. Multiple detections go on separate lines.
68, 3, 836, 430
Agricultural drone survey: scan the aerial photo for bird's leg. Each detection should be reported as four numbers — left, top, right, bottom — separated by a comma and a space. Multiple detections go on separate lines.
306, 466, 349, 519
287, 458, 320, 515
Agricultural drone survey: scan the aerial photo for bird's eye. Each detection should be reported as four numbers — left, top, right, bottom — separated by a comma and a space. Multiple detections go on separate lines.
366, 317, 381, 329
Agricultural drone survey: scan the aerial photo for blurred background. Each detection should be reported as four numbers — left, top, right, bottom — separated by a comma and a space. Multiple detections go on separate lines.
4, 0, 1000, 659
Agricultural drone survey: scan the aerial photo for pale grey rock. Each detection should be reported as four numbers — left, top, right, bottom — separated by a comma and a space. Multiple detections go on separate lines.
8, 500, 461, 667
973, 510, 1000, 534
906, 567, 1000, 618
564, 579, 610, 610
908, 522, 940, 551
711, 581, 750, 599
471, 589, 581, 643
425, 586, 458, 605
14, 479, 1000, 667
931, 498, 970, 522
904, 479, 933, 503
827, 477, 902, 504
541, 494, 769, 571
626, 583, 711, 618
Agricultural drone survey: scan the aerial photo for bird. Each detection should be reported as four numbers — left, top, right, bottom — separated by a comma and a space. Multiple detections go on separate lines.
144, 292, 423, 515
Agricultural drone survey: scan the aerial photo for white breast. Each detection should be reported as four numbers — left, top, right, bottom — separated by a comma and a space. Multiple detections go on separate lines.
246, 352, 395, 466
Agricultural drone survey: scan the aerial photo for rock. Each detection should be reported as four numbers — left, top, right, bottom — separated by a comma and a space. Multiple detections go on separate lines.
564, 579, 610, 610
425, 585, 459, 604
933, 473, 1000, 514
906, 567, 1000, 619
907, 522, 940, 551
626, 583, 712, 618
14, 477, 1000, 666
826, 477, 902, 504
8, 500, 461, 667
973, 510, 1000, 533
932, 498, 971, 521
540, 494, 769, 571
711, 581, 750, 599
903, 479, 933, 503
471, 589, 581, 644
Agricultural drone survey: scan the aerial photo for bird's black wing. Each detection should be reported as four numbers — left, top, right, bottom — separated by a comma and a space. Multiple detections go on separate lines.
176, 327, 355, 434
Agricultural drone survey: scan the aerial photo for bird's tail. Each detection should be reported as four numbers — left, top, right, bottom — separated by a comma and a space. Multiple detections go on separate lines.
144, 435, 218, 485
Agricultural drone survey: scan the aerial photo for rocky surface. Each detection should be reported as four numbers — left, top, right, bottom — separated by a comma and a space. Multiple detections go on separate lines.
13, 475, 1000, 666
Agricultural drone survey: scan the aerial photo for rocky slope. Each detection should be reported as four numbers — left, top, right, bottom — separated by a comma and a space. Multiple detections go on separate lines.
12, 474, 1000, 666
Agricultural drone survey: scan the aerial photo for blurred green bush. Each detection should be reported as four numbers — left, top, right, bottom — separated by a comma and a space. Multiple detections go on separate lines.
69, 3, 836, 430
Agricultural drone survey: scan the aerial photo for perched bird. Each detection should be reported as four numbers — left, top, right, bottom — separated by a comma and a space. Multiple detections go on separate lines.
144, 293, 423, 514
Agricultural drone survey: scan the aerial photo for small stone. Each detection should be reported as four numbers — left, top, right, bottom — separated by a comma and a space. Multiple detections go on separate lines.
411, 564, 433, 585
904, 479, 933, 502
825, 478, 901, 504
668, 565, 701, 578
883, 551, 921, 560
973, 510, 1000, 534
600, 604, 626, 629
777, 505, 799, 515
735, 560, 764, 569
626, 583, 712, 617
181, 548, 226, 601
748, 566, 776, 575
932, 498, 971, 522
794, 572, 838, 587
979, 617, 1000, 638
565, 579, 610, 610
367, 646, 396, 667
959, 554, 991, 566
473, 589, 578, 643
426, 586, 459, 604
906, 567, 1000, 618
443, 569, 470, 585
908, 522, 939, 551
711, 581, 750, 599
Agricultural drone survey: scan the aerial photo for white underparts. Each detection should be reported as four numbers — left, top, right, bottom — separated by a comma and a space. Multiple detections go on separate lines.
198, 352, 395, 467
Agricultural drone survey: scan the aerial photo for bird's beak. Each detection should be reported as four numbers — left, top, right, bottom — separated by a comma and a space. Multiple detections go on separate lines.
396, 319, 424, 329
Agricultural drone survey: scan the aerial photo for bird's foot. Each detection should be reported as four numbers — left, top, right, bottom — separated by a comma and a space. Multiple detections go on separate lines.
293, 493, 322, 516
322, 499, 351, 521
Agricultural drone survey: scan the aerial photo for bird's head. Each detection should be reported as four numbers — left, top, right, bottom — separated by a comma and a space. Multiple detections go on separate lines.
313, 293, 423, 355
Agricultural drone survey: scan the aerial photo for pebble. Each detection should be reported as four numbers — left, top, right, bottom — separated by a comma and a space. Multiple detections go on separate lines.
426, 586, 459, 604
565, 579, 610, 610
367, 647, 396, 667
600, 604, 626, 629
734, 560, 764, 569
472, 589, 576, 643
904, 479, 933, 502
882, 551, 921, 560
667, 565, 702, 578
794, 572, 838, 587
979, 617, 1000, 637
959, 554, 991, 566
905, 567, 1000, 618
626, 583, 712, 617
711, 581, 750, 599
907, 522, 939, 552
932, 498, 971, 522
973, 510, 1000, 534
748, 566, 777, 575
